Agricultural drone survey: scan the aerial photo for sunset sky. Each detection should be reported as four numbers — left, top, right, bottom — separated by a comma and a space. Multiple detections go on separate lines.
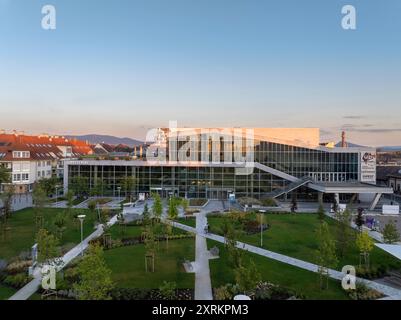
1, 0, 400, 146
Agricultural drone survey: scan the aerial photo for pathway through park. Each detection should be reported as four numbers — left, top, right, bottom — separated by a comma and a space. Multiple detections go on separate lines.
168, 219, 401, 300
194, 212, 213, 300
8, 215, 118, 300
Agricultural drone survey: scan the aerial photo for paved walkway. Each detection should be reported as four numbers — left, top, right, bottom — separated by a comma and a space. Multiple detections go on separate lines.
194, 212, 213, 300
168, 220, 401, 300
8, 215, 118, 300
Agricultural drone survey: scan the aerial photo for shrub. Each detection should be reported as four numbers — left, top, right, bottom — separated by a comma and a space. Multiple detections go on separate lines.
5, 260, 32, 275
3, 273, 32, 288
261, 197, 277, 207
238, 197, 262, 207
159, 281, 177, 300
348, 282, 383, 300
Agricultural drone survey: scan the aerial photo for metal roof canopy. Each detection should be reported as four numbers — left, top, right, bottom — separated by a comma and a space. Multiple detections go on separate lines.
375, 244, 401, 261
308, 182, 393, 194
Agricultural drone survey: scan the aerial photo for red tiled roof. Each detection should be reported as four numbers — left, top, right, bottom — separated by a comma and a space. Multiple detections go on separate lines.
0, 133, 93, 161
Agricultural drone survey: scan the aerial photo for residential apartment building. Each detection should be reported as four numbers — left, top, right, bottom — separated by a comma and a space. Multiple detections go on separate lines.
0, 131, 93, 193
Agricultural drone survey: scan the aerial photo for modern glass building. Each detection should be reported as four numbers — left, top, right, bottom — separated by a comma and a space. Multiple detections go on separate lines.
63, 128, 392, 207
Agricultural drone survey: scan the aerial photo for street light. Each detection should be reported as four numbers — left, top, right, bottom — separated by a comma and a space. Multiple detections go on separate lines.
117, 186, 121, 200
55, 185, 61, 204
259, 210, 266, 248
77, 214, 86, 257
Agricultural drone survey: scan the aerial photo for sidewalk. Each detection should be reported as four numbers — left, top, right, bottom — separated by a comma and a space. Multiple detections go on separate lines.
194, 212, 213, 300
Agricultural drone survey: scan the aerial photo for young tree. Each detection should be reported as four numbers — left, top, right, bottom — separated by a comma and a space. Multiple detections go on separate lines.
332, 198, 339, 214
317, 203, 325, 222
152, 193, 163, 220
120, 176, 136, 201
168, 198, 178, 220
181, 198, 189, 213
32, 185, 49, 229
383, 220, 400, 244
36, 228, 60, 264
0, 185, 15, 218
90, 178, 104, 197
53, 212, 67, 241
159, 281, 177, 300
74, 244, 114, 300
335, 208, 353, 258
316, 222, 338, 289
37, 177, 60, 197
234, 259, 261, 293
290, 198, 297, 213
66, 190, 74, 210
0, 165, 11, 185
355, 207, 365, 232
356, 231, 374, 269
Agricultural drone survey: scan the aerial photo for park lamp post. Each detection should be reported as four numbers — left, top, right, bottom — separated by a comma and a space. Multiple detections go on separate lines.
117, 186, 121, 200
259, 210, 266, 248
55, 185, 61, 204
78, 214, 86, 256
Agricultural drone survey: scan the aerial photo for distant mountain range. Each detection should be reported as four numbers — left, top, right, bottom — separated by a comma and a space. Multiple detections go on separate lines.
377, 146, 401, 152
335, 141, 366, 148
66, 134, 143, 146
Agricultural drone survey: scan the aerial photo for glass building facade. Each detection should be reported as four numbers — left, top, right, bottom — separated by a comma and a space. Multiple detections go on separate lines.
65, 128, 367, 200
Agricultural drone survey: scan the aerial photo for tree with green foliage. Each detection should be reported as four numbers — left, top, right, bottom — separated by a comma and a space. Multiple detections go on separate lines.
87, 200, 97, 219
120, 176, 136, 201
383, 220, 400, 244
317, 203, 325, 222
356, 231, 374, 269
234, 259, 261, 293
0, 165, 11, 185
223, 218, 243, 268
181, 198, 189, 212
168, 198, 178, 220
36, 228, 60, 264
53, 212, 67, 241
316, 222, 338, 289
90, 178, 104, 197
355, 207, 365, 232
32, 185, 49, 229
70, 176, 89, 199
0, 185, 14, 219
74, 244, 114, 300
152, 193, 163, 220
37, 177, 60, 197
335, 208, 353, 258
159, 281, 176, 300
66, 190, 74, 209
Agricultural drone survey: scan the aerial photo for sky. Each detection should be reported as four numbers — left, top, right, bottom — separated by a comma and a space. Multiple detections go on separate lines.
0, 0, 400, 146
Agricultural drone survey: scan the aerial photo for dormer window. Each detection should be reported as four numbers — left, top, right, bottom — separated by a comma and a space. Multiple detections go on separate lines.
13, 151, 30, 158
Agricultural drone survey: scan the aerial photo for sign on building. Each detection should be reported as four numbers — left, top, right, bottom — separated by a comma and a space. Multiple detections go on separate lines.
360, 151, 376, 183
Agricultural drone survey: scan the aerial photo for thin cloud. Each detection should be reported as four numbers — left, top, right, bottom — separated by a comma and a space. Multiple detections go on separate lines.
343, 115, 365, 120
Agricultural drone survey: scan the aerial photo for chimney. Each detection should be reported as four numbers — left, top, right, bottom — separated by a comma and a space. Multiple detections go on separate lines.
341, 131, 347, 148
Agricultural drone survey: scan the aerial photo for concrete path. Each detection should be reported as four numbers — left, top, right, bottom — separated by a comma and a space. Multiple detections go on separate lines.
194, 212, 213, 300
168, 220, 401, 300
8, 215, 118, 300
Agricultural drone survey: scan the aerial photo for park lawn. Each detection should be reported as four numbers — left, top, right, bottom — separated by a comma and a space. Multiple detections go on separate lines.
176, 217, 196, 228
207, 213, 401, 272
0, 207, 97, 260
104, 238, 195, 289
108, 222, 189, 240
207, 240, 350, 300
0, 284, 16, 300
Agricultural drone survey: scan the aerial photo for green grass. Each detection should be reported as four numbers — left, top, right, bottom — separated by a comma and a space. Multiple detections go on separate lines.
207, 239, 350, 300
104, 238, 195, 289
108, 222, 189, 240
0, 207, 97, 260
176, 217, 196, 228
0, 284, 16, 300
207, 213, 401, 272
